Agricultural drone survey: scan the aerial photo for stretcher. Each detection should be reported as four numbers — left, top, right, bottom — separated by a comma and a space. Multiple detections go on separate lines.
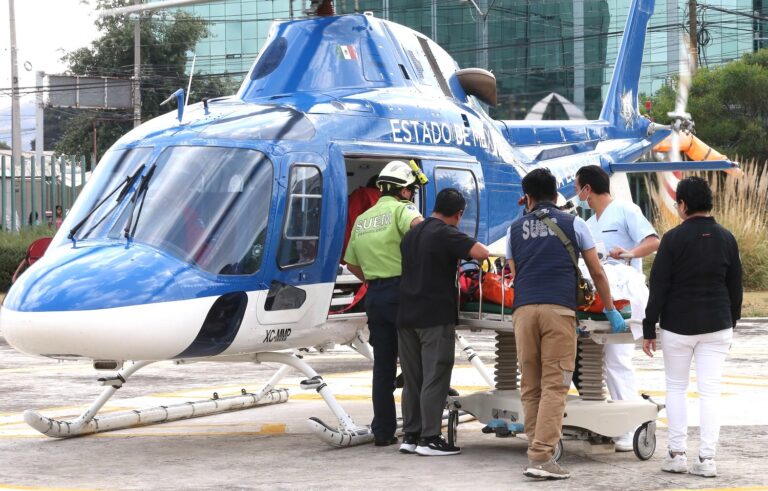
451, 302, 664, 461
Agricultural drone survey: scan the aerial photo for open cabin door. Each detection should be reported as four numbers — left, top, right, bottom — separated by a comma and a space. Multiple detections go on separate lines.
327, 156, 486, 321
327, 155, 431, 319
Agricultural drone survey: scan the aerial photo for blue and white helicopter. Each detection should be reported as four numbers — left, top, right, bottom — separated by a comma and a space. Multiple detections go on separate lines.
1, 0, 737, 445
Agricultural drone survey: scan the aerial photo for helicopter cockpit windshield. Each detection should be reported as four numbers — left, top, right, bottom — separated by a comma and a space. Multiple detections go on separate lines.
69, 146, 273, 276
121, 146, 273, 275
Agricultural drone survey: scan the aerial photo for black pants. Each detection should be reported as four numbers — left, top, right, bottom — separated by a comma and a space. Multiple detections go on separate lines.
398, 324, 456, 438
364, 277, 400, 440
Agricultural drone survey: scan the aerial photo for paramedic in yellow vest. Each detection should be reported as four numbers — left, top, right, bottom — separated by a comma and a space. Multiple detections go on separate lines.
344, 160, 424, 446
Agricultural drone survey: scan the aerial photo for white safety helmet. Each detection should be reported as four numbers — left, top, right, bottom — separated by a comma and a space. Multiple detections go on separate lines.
376, 160, 417, 192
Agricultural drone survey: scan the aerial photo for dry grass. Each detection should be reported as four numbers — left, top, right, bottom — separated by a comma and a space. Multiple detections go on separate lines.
743, 291, 768, 317
646, 160, 768, 291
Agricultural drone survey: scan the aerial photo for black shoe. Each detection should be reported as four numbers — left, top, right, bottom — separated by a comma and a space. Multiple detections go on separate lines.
399, 433, 420, 454
415, 435, 461, 456
448, 386, 460, 397
374, 436, 399, 446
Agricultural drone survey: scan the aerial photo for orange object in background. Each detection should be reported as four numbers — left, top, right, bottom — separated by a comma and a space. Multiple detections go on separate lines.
578, 294, 630, 313
474, 272, 514, 308
654, 133, 741, 176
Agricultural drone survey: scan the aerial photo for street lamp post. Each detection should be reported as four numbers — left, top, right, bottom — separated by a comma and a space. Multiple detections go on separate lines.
8, 0, 22, 178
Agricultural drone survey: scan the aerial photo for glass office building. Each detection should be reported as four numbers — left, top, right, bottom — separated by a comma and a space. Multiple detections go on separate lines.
174, 0, 767, 119
166, 0, 304, 76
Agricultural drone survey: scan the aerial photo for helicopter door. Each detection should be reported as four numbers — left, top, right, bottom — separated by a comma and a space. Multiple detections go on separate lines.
255, 153, 337, 326
423, 161, 484, 240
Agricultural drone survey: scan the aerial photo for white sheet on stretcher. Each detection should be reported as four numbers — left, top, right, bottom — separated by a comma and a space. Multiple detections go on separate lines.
579, 260, 648, 340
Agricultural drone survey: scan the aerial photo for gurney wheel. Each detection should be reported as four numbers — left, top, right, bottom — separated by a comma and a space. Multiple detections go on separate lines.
633, 421, 656, 461
553, 439, 564, 462
447, 409, 459, 446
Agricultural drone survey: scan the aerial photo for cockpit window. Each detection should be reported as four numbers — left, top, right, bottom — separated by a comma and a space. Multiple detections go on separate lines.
278, 165, 322, 268
66, 147, 152, 242
109, 146, 273, 276
251, 36, 287, 80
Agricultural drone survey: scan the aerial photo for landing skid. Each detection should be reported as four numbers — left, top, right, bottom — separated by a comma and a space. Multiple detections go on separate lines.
23, 352, 374, 446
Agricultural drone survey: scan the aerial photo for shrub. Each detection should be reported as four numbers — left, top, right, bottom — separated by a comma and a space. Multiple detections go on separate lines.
0, 227, 56, 292
646, 160, 768, 290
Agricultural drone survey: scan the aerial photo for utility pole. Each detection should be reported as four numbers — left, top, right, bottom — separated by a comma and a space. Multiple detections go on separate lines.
464, 0, 489, 70
688, 0, 699, 69
35, 71, 45, 168
132, 0, 141, 128
9, 0, 22, 172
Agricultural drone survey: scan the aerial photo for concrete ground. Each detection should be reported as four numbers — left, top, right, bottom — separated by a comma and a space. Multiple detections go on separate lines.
1, 320, 767, 490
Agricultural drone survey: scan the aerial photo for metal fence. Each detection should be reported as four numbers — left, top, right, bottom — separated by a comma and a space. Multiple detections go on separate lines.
0, 155, 89, 232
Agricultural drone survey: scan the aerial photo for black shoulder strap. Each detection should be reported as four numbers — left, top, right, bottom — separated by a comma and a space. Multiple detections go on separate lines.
532, 209, 580, 270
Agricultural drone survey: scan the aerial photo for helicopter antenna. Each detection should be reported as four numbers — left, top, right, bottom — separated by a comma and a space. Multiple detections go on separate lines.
185, 54, 196, 110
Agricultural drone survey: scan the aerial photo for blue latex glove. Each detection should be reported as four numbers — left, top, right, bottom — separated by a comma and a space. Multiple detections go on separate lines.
603, 308, 626, 333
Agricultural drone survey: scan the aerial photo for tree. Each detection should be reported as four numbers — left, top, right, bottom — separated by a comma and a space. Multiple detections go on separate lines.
644, 49, 768, 164
54, 0, 239, 158
0, 141, 10, 150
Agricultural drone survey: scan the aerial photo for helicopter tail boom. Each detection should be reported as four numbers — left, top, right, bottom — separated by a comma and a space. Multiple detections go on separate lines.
609, 160, 738, 174
598, 0, 654, 134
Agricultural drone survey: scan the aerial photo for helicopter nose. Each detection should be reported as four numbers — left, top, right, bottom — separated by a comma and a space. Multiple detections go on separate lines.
1, 243, 229, 360
5, 242, 201, 312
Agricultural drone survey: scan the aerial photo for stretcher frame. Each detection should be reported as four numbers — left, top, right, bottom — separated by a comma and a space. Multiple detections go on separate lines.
451, 302, 664, 461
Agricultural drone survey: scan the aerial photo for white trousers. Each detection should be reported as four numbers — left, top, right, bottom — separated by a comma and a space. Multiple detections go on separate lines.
605, 343, 639, 402
662, 328, 733, 459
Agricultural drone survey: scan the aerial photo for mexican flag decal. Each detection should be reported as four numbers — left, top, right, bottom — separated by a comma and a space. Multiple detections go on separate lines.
337, 44, 358, 60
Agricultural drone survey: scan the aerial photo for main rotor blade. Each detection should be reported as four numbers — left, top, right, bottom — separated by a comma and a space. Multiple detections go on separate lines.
674, 36, 694, 116
98, 0, 225, 18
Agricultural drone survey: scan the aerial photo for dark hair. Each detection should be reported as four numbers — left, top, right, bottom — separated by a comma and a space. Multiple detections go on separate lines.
522, 168, 557, 202
434, 188, 466, 216
676, 176, 713, 214
575, 165, 610, 194
381, 185, 403, 197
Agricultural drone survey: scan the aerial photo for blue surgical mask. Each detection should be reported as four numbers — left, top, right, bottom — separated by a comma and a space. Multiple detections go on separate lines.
577, 189, 591, 210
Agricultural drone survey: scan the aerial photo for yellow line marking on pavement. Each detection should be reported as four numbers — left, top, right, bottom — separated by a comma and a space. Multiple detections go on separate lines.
0, 364, 90, 374
260, 423, 286, 434
88, 430, 289, 438
662, 487, 768, 491
722, 381, 768, 388
0, 485, 102, 490
450, 385, 491, 391
723, 373, 768, 380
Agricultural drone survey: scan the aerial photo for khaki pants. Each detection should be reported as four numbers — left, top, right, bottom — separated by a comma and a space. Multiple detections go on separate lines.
512, 304, 577, 462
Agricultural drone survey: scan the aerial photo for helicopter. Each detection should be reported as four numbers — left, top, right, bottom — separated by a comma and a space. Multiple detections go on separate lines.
0, 0, 737, 446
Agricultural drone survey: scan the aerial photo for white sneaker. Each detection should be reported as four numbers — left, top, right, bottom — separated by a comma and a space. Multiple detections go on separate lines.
614, 432, 633, 452
661, 452, 688, 473
690, 457, 717, 477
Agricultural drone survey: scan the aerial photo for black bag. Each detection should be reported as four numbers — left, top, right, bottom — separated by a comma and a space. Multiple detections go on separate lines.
533, 210, 596, 308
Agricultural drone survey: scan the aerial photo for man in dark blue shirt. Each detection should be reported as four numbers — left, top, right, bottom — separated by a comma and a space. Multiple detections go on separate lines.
506, 168, 622, 480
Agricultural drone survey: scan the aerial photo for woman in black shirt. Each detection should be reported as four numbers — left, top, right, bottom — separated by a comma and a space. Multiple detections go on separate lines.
642, 176, 742, 478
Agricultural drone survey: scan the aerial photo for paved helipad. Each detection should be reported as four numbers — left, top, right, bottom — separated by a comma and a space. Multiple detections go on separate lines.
1, 321, 767, 490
